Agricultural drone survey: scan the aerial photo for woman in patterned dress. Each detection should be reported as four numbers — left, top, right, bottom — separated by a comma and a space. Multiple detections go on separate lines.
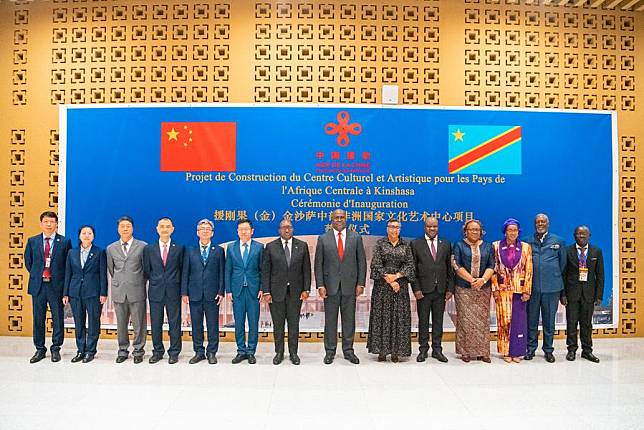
492, 218, 533, 363
367, 218, 415, 362
451, 219, 495, 363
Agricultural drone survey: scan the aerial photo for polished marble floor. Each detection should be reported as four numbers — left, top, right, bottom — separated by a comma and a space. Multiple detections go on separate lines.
0, 336, 643, 430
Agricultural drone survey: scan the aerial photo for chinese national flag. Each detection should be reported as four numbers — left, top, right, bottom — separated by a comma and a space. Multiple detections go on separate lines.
160, 122, 236, 171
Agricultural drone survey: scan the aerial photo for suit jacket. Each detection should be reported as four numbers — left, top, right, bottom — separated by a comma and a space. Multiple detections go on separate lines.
314, 229, 367, 296
410, 236, 454, 294
106, 238, 147, 303
24, 233, 72, 297
524, 233, 566, 293
225, 239, 264, 298
181, 243, 225, 301
261, 237, 311, 302
563, 244, 604, 303
63, 245, 108, 298
144, 242, 185, 303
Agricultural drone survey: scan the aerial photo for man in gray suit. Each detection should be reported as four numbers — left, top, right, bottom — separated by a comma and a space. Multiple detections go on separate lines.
106, 216, 148, 364
314, 209, 366, 364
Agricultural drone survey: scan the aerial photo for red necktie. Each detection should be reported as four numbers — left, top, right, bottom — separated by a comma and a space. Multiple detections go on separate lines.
162, 244, 168, 266
337, 232, 344, 261
43, 237, 51, 280
430, 240, 437, 260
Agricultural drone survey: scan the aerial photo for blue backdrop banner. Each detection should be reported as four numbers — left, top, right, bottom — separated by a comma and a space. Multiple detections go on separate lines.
60, 104, 617, 331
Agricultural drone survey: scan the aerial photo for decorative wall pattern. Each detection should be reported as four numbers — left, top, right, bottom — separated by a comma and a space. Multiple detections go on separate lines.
1, 0, 642, 340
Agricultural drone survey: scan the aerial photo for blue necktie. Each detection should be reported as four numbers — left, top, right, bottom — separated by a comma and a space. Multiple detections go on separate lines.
201, 246, 208, 264
242, 243, 249, 265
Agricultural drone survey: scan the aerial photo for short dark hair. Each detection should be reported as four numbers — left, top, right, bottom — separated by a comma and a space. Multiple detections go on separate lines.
117, 216, 134, 227
40, 211, 58, 222
77, 225, 95, 245
237, 218, 253, 228
386, 218, 400, 225
157, 216, 173, 224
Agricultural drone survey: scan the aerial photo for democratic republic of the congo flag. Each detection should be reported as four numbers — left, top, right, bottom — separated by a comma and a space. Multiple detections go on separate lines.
448, 125, 522, 174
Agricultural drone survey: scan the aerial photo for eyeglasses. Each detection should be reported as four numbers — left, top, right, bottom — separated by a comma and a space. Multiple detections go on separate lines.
466, 228, 481, 232
387, 225, 401, 230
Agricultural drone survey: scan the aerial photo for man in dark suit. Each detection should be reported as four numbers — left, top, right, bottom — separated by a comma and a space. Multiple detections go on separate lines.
410, 216, 454, 363
24, 211, 72, 363
143, 217, 185, 364
181, 219, 225, 365
225, 218, 264, 364
561, 225, 604, 363
314, 209, 366, 365
261, 219, 311, 365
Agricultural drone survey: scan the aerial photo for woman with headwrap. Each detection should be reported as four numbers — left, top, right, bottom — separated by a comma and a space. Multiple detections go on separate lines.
492, 218, 533, 363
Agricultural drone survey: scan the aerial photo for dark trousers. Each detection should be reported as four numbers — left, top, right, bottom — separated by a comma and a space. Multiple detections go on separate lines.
527, 291, 560, 354
323, 289, 356, 355
189, 299, 220, 355
566, 299, 594, 353
31, 283, 64, 353
149, 296, 182, 357
269, 286, 303, 354
232, 286, 260, 354
70, 296, 102, 355
416, 290, 446, 353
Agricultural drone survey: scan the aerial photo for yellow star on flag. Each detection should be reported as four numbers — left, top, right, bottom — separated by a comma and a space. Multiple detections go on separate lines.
167, 128, 179, 141
452, 129, 465, 142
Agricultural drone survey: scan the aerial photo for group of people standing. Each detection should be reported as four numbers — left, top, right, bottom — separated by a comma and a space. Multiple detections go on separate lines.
23, 209, 604, 366
365, 213, 604, 364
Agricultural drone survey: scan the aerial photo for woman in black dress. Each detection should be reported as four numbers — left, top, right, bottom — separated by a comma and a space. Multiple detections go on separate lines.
367, 218, 415, 362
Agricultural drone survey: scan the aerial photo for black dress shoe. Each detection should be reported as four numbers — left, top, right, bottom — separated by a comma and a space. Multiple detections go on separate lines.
289, 354, 300, 365
545, 352, 555, 363
116, 355, 128, 364
247, 354, 257, 364
30, 351, 46, 364
168, 356, 178, 364
71, 353, 85, 363
51, 351, 61, 362
189, 354, 206, 364
323, 352, 335, 364
432, 351, 448, 363
416, 352, 426, 362
273, 352, 284, 365
566, 351, 576, 361
82, 354, 95, 363
391, 355, 399, 363
133, 356, 143, 364
207, 353, 217, 364
524, 352, 535, 360
581, 351, 600, 363
232, 353, 247, 364
149, 354, 163, 364
378, 354, 387, 362
344, 353, 360, 364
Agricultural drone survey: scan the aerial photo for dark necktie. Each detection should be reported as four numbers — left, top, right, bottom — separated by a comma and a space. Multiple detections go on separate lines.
284, 241, 291, 267
43, 237, 51, 279
579, 247, 587, 267
201, 246, 208, 264
430, 240, 437, 260
122, 242, 128, 256
242, 243, 249, 265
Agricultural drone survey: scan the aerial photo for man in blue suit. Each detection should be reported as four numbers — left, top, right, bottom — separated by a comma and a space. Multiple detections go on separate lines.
143, 217, 185, 364
225, 218, 264, 364
181, 219, 225, 364
24, 211, 72, 363
524, 213, 566, 363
